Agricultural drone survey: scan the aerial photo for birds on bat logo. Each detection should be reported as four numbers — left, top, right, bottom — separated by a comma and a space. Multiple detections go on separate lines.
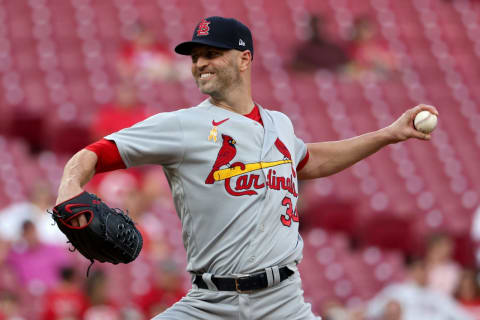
205, 134, 237, 184
204, 135, 298, 196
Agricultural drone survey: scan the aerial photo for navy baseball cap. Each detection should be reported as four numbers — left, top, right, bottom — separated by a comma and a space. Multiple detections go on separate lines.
175, 16, 254, 58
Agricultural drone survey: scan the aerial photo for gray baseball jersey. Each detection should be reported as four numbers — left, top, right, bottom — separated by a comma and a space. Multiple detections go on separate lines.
106, 98, 307, 276
106, 99, 320, 319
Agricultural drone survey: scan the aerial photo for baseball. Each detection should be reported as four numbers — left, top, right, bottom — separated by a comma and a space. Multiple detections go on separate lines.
414, 110, 438, 134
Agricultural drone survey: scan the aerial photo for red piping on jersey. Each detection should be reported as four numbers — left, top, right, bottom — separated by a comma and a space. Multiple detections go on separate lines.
297, 150, 309, 172
85, 139, 126, 173
242, 105, 310, 171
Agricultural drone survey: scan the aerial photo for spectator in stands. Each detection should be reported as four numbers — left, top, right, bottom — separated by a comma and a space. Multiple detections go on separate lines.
470, 205, 480, 266
87, 82, 150, 209
0, 180, 66, 245
135, 259, 186, 318
292, 14, 349, 72
89, 82, 151, 141
344, 16, 397, 80
84, 270, 120, 320
41, 266, 89, 320
322, 299, 367, 320
0, 238, 18, 293
6, 220, 71, 294
455, 268, 480, 319
322, 299, 349, 320
117, 21, 177, 83
0, 290, 24, 320
425, 232, 461, 296
366, 256, 473, 320
140, 167, 175, 212
381, 300, 403, 320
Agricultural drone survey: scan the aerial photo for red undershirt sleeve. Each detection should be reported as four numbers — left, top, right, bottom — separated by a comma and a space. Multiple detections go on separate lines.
85, 138, 126, 173
296, 150, 310, 172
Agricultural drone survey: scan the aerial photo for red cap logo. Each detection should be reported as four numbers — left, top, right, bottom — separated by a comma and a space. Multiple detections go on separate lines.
197, 18, 210, 36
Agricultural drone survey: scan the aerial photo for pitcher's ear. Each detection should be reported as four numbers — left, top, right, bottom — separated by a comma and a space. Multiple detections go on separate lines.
239, 50, 252, 71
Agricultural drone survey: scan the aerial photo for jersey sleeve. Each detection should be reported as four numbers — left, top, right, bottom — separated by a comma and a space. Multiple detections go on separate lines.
104, 112, 185, 168
294, 136, 309, 171
296, 147, 309, 172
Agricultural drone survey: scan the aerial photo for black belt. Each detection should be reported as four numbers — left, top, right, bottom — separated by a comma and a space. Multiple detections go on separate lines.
193, 266, 294, 293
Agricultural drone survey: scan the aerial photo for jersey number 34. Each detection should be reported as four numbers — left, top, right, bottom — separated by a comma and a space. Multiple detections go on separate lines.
280, 196, 299, 227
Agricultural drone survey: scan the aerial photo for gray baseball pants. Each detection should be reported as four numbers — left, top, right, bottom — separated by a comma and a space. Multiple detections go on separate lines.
152, 266, 321, 320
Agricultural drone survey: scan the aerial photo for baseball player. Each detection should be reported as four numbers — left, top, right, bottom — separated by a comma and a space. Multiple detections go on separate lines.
56, 16, 438, 320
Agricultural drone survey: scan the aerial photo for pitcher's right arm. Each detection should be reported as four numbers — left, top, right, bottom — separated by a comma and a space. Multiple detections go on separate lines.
56, 149, 97, 205
56, 149, 98, 226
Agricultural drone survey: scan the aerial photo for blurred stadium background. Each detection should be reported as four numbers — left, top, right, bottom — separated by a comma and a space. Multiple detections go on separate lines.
0, 0, 479, 319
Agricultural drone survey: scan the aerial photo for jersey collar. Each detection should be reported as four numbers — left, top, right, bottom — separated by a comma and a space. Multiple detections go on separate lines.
201, 99, 280, 159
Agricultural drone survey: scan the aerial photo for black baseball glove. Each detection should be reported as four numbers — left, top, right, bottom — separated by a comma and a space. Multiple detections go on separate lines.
51, 191, 143, 274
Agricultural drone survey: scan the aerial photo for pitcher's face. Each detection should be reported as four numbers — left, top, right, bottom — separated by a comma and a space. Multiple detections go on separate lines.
191, 46, 241, 98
